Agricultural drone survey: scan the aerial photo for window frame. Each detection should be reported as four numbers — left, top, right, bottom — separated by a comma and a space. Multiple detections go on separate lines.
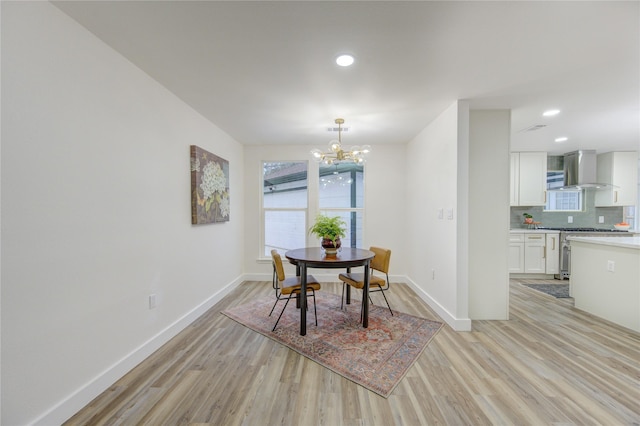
260, 160, 310, 259
318, 162, 365, 249
544, 169, 584, 212
259, 160, 366, 260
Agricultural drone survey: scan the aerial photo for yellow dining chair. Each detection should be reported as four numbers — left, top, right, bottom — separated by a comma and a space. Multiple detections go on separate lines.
339, 246, 393, 317
269, 250, 321, 331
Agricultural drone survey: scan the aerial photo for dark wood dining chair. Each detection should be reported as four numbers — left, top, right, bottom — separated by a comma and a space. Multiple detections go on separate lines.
339, 246, 393, 318
269, 249, 321, 331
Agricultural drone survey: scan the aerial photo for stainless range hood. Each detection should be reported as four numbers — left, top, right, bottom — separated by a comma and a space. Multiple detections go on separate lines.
560, 150, 613, 190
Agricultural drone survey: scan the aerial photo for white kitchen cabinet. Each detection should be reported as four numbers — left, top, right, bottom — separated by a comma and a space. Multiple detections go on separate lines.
595, 151, 638, 207
510, 153, 520, 206
510, 152, 547, 206
524, 233, 546, 273
545, 232, 560, 274
508, 233, 525, 273
509, 231, 560, 275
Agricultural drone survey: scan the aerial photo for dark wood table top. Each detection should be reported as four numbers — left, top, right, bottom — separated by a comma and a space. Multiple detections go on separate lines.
285, 247, 374, 268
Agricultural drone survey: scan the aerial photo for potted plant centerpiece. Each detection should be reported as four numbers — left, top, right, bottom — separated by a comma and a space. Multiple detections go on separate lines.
309, 214, 346, 256
523, 213, 534, 224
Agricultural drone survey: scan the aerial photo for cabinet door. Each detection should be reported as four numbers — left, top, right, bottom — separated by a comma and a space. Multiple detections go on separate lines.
524, 234, 546, 273
518, 152, 547, 206
509, 233, 525, 273
510, 153, 520, 206
509, 243, 524, 273
595, 152, 638, 206
545, 233, 559, 274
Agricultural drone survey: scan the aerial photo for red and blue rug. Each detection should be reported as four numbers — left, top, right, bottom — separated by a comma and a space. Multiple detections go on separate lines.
222, 291, 443, 398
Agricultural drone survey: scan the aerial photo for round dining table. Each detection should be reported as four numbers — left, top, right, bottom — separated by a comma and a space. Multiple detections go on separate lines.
285, 247, 375, 336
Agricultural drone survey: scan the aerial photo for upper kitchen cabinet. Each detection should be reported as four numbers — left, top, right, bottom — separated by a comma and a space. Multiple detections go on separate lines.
594, 151, 638, 207
510, 152, 547, 206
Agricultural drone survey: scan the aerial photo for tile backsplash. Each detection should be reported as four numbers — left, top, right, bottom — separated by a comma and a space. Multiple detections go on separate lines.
510, 191, 625, 229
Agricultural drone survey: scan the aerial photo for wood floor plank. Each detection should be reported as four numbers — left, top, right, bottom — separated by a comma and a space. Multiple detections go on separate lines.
65, 279, 640, 425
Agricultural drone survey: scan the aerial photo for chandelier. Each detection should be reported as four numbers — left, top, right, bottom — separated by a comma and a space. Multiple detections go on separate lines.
310, 118, 371, 165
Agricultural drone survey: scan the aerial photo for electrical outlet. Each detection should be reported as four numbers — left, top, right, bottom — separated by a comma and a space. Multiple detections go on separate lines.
568, 216, 573, 223
437, 209, 443, 220
607, 260, 615, 272
447, 209, 454, 220
598, 216, 605, 224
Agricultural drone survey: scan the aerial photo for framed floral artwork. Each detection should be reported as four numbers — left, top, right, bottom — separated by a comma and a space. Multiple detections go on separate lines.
190, 145, 230, 224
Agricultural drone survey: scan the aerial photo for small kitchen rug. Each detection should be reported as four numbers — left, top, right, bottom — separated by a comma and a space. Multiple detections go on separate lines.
221, 292, 443, 398
523, 283, 570, 298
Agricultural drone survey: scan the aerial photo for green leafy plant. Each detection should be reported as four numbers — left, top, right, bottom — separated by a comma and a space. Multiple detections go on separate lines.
523, 213, 533, 219
308, 214, 346, 245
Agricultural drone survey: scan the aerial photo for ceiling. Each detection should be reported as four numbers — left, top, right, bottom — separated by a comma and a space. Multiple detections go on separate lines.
53, 1, 639, 155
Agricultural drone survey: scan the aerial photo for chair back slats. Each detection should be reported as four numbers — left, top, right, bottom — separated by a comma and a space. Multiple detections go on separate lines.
369, 246, 391, 274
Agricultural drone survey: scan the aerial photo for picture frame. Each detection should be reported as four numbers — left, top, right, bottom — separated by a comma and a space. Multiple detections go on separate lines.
190, 145, 230, 224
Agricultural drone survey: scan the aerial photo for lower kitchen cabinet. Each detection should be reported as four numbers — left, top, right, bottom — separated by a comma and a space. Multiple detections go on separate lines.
509, 233, 525, 273
509, 231, 560, 275
545, 232, 560, 274
524, 234, 546, 273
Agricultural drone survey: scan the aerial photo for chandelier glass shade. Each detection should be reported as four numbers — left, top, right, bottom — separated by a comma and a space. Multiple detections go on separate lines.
311, 118, 371, 165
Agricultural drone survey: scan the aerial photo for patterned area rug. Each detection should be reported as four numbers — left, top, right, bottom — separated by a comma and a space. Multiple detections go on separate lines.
523, 283, 570, 298
222, 292, 443, 398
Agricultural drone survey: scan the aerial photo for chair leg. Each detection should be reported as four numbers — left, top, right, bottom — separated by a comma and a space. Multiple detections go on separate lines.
341, 283, 346, 309
272, 295, 292, 331
312, 289, 318, 326
379, 289, 394, 316
269, 297, 280, 317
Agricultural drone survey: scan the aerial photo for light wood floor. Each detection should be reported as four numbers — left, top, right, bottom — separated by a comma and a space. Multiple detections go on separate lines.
65, 279, 640, 425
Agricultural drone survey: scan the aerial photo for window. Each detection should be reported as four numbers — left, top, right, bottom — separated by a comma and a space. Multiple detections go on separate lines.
318, 163, 364, 248
262, 162, 308, 256
545, 170, 583, 211
261, 161, 366, 258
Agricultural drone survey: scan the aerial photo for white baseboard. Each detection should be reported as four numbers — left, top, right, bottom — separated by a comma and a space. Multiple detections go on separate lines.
403, 276, 472, 331
35, 273, 471, 425
33, 275, 244, 426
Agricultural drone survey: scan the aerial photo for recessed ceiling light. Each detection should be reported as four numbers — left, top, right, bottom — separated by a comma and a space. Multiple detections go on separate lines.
555, 137, 568, 142
543, 109, 560, 117
336, 54, 354, 67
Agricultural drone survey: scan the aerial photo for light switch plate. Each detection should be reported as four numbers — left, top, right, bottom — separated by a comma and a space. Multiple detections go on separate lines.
568, 216, 573, 223
149, 294, 157, 309
598, 216, 605, 223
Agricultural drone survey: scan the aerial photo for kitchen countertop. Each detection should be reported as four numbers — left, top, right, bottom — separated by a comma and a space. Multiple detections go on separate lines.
510, 229, 559, 233
567, 236, 640, 250
510, 229, 636, 234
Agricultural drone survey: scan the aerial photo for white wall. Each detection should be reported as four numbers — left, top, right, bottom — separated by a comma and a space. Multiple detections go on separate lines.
468, 110, 510, 319
0, 3, 513, 423
243, 144, 406, 280
1, 3, 244, 424
403, 104, 510, 327
405, 102, 472, 330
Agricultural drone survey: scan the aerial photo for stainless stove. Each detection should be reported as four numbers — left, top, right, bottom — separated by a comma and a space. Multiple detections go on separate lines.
538, 227, 631, 279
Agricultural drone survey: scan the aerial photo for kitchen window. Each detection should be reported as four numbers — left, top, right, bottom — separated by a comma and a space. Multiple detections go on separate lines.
544, 170, 583, 211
